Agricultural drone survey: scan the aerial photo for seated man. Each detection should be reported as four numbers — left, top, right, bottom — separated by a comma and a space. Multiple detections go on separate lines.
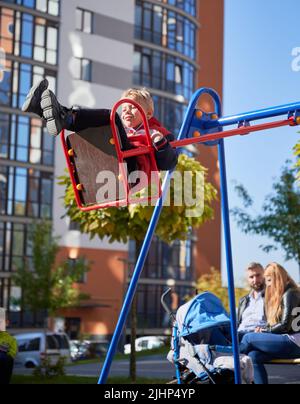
238, 262, 267, 340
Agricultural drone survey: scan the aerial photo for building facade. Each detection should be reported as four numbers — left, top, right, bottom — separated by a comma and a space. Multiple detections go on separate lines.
132, 0, 199, 333
0, 0, 59, 327
0, 0, 223, 339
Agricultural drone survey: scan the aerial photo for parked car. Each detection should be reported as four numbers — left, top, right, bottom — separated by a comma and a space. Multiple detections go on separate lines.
69, 340, 92, 361
87, 341, 109, 357
14, 332, 71, 368
124, 336, 166, 355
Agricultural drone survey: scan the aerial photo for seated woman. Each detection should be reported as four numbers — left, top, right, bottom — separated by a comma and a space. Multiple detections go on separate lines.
239, 263, 300, 384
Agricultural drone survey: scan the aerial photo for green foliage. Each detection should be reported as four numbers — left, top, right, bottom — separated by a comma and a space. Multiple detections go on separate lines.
11, 375, 168, 384
0, 332, 18, 359
231, 163, 300, 268
294, 140, 300, 182
33, 356, 66, 379
58, 154, 218, 244
13, 222, 90, 316
195, 268, 248, 312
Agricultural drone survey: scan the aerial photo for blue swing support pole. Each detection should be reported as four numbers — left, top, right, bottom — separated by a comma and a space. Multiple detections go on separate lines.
218, 139, 242, 385
201, 89, 242, 385
98, 88, 300, 385
98, 89, 201, 385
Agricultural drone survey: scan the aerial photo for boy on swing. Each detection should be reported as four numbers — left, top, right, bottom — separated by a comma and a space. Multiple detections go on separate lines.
22, 79, 178, 173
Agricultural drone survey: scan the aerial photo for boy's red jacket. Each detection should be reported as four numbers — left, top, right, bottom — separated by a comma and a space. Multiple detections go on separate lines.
146, 117, 171, 136
126, 117, 173, 183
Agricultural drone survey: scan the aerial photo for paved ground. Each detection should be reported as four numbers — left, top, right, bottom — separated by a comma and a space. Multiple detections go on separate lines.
14, 355, 300, 384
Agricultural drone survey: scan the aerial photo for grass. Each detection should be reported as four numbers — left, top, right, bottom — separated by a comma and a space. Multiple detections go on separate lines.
11, 375, 168, 385
68, 346, 169, 366
12, 347, 171, 384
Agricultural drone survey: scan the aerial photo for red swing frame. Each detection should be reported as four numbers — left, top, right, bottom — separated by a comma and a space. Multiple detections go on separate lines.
61, 99, 162, 212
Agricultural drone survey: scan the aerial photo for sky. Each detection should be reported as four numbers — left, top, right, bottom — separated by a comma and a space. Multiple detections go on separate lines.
221, 0, 300, 286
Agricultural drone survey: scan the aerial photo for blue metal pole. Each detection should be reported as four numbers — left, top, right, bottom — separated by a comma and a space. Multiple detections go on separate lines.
98, 87, 244, 385
201, 87, 242, 384
98, 88, 203, 385
98, 183, 166, 384
207, 100, 300, 128
218, 139, 242, 385
173, 323, 181, 384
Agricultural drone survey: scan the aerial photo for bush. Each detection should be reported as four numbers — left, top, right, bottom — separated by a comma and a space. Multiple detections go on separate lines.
195, 268, 248, 312
33, 356, 66, 379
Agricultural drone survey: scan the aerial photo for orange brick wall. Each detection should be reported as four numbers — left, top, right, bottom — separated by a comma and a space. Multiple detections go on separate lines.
194, 0, 224, 279
55, 247, 128, 337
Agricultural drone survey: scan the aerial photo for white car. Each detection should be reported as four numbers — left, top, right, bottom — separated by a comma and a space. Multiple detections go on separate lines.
14, 332, 71, 368
124, 336, 166, 355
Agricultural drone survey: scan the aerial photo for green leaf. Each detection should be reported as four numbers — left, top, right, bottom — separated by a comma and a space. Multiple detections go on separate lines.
58, 154, 218, 244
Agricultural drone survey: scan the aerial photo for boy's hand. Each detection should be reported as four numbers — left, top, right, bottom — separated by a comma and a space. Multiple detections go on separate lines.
151, 131, 168, 151
151, 131, 164, 144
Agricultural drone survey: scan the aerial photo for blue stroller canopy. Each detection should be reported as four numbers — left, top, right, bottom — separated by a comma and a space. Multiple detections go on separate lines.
180, 292, 231, 337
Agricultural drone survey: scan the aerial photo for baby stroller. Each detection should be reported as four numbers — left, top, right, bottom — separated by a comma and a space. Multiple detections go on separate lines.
161, 289, 254, 385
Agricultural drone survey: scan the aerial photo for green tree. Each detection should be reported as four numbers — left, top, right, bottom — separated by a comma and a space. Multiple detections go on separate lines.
294, 140, 300, 182
13, 222, 90, 320
195, 268, 248, 312
58, 154, 218, 381
58, 154, 218, 244
231, 163, 300, 275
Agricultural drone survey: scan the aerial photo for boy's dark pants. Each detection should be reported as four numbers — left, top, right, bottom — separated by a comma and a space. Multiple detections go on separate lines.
70, 108, 137, 173
69, 108, 178, 171
0, 352, 14, 384
71, 109, 130, 148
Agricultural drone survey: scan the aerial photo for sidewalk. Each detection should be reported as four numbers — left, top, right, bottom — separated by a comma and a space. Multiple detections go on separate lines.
14, 355, 300, 384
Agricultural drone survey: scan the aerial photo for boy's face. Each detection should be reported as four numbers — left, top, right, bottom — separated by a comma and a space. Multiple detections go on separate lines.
121, 97, 152, 129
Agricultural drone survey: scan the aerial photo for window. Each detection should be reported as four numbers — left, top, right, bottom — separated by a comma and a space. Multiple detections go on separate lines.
6, 0, 60, 16
73, 58, 92, 82
158, 96, 186, 135
157, 0, 197, 17
149, 95, 186, 135
0, 112, 54, 166
0, 222, 27, 272
0, 166, 8, 215
53, 334, 70, 349
69, 220, 80, 231
134, 46, 196, 102
135, 1, 197, 60
46, 335, 58, 349
129, 237, 194, 282
76, 8, 93, 34
134, 284, 194, 329
18, 338, 40, 352
0, 114, 10, 159
0, 7, 59, 65
68, 258, 87, 284
0, 165, 53, 219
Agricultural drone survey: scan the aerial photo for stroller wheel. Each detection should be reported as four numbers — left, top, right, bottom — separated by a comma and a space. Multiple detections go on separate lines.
166, 378, 180, 384
181, 369, 197, 384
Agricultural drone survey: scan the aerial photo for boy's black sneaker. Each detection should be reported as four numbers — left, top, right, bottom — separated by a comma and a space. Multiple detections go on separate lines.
41, 89, 73, 136
21, 78, 49, 117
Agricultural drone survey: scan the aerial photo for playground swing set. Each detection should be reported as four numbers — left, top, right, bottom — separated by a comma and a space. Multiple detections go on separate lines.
60, 88, 300, 384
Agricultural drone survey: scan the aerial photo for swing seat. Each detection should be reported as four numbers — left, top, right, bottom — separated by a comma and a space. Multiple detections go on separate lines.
61, 99, 162, 212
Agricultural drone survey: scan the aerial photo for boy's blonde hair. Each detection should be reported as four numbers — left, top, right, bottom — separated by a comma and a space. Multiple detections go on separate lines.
121, 87, 154, 115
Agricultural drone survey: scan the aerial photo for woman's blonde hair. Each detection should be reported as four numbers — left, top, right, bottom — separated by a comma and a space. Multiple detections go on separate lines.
121, 87, 154, 115
264, 262, 299, 325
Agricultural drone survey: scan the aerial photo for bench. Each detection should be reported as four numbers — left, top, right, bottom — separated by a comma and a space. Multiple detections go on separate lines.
268, 359, 300, 365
